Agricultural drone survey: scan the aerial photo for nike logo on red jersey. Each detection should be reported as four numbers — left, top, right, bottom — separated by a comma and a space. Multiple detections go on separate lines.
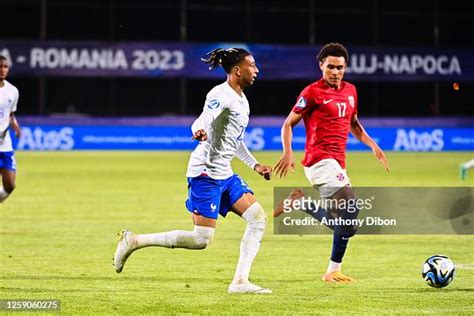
323, 99, 333, 104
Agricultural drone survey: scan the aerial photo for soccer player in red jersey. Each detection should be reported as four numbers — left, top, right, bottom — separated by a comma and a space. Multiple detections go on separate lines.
274, 43, 389, 283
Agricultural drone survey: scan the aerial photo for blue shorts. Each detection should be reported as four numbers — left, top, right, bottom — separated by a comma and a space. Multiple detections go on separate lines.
185, 174, 254, 220
0, 151, 16, 171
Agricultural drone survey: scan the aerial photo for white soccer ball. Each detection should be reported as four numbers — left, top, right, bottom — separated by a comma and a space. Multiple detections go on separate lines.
422, 255, 455, 288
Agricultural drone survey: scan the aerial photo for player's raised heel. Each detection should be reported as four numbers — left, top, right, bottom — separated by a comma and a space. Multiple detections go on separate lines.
322, 271, 355, 283
227, 282, 273, 294
113, 230, 135, 273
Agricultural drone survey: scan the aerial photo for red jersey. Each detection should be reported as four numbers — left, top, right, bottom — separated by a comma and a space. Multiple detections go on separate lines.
292, 78, 358, 169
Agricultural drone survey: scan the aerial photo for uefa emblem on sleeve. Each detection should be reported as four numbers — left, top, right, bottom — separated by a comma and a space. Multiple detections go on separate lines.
207, 99, 220, 109
296, 96, 306, 109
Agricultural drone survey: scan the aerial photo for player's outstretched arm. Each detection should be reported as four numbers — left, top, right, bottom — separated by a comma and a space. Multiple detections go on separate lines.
350, 114, 390, 172
236, 142, 272, 180
274, 112, 302, 178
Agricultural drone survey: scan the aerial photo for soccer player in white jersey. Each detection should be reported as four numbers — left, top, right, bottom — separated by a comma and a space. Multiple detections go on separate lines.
0, 55, 21, 203
114, 48, 274, 294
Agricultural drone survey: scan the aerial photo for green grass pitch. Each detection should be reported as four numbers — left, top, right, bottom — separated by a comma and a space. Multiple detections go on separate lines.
1, 151, 473, 314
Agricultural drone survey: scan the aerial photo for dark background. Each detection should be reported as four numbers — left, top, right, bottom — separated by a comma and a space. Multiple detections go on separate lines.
1, 0, 473, 117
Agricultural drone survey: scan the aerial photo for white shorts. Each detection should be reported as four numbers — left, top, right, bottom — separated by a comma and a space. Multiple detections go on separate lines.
303, 158, 351, 198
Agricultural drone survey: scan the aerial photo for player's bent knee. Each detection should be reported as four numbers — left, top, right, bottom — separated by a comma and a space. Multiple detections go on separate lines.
192, 237, 210, 249
191, 225, 215, 249
243, 202, 267, 231
256, 206, 268, 224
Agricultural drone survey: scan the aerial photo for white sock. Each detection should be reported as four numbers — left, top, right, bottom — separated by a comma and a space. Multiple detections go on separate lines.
133, 225, 214, 250
232, 202, 267, 285
0, 187, 9, 203
327, 260, 342, 274
462, 159, 474, 169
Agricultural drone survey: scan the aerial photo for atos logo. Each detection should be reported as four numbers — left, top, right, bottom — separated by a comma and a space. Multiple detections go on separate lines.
393, 129, 444, 151
17, 127, 75, 150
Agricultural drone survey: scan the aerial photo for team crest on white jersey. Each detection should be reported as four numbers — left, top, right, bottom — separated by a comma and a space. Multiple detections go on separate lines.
296, 96, 306, 109
348, 96, 355, 108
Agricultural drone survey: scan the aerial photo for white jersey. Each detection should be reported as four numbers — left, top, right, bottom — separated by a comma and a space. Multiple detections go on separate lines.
186, 82, 252, 180
0, 80, 19, 152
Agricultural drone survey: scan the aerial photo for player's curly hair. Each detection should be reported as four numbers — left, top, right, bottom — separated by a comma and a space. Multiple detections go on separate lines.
201, 48, 250, 73
0, 55, 7, 61
317, 43, 349, 63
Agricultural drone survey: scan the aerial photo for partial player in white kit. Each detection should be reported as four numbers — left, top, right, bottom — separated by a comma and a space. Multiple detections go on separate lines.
460, 159, 474, 180
0, 55, 22, 203
114, 48, 274, 294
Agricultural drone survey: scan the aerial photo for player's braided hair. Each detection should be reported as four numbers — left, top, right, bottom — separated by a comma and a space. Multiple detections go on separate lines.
201, 48, 250, 73
317, 43, 349, 63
